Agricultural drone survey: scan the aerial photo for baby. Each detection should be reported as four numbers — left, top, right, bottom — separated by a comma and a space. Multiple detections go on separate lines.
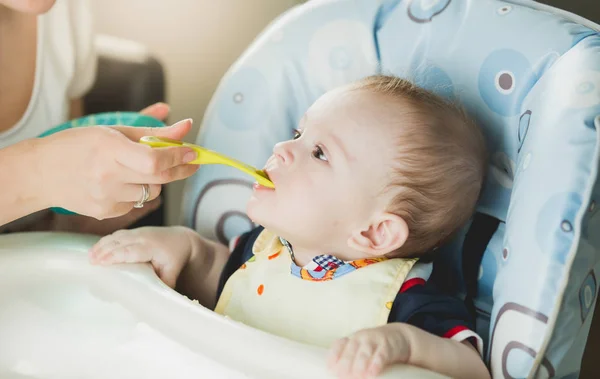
89, 75, 489, 379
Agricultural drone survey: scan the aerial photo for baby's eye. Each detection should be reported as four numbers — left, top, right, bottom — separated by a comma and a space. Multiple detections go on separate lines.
292, 129, 302, 140
312, 146, 328, 162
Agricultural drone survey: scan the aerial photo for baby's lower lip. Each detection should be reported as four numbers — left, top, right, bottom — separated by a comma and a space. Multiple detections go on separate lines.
263, 168, 276, 184
253, 182, 274, 191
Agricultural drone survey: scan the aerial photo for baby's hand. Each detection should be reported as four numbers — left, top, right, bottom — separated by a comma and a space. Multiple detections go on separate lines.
328, 324, 410, 379
89, 226, 194, 288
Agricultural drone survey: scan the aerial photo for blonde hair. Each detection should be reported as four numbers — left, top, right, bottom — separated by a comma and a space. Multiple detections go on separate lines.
353, 75, 487, 257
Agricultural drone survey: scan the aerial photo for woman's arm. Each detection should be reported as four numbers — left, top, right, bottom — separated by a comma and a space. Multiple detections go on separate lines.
0, 117, 197, 228
69, 98, 84, 119
0, 138, 49, 226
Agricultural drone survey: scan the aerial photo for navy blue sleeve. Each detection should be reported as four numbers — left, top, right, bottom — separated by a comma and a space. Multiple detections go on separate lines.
216, 226, 264, 299
388, 280, 480, 347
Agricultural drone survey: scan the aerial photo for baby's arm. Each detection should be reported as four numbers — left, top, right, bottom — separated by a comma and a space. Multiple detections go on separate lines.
329, 323, 489, 379
176, 231, 230, 309
89, 226, 229, 309
328, 272, 491, 379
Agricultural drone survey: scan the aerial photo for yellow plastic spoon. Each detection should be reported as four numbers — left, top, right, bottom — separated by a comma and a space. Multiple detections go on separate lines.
138, 136, 274, 188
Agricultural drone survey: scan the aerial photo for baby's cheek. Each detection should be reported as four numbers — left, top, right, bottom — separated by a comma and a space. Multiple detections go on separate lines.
288, 171, 316, 190
286, 174, 348, 222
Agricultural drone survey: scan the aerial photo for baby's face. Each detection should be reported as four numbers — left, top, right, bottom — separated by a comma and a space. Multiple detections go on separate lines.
247, 87, 398, 260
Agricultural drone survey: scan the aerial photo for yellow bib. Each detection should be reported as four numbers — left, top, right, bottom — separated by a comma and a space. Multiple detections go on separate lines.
215, 230, 417, 348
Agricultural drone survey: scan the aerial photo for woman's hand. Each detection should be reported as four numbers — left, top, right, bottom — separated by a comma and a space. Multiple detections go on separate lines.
35, 104, 198, 221
48, 103, 179, 234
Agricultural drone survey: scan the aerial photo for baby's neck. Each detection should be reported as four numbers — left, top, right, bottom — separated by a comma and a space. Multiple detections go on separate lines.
284, 242, 353, 267
288, 245, 318, 267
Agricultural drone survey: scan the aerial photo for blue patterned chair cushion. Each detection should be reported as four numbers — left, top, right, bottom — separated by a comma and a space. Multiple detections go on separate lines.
181, 1, 600, 377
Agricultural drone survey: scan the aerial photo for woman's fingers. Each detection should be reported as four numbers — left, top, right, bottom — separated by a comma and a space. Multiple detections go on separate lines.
117, 184, 162, 203
109, 118, 200, 185
121, 163, 200, 185
115, 142, 197, 176
111, 118, 193, 144
139, 102, 170, 121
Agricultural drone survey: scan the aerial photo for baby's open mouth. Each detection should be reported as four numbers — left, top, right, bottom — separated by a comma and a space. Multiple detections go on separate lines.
253, 169, 275, 191
253, 181, 273, 191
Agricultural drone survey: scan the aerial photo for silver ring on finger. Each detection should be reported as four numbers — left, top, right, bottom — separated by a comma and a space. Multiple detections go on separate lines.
133, 183, 150, 208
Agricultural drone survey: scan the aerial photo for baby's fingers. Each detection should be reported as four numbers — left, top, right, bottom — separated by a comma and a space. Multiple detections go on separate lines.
351, 343, 376, 378
331, 338, 360, 378
365, 347, 386, 378
90, 230, 134, 255
101, 244, 153, 265
89, 233, 150, 265
328, 337, 349, 369
89, 237, 120, 264
89, 242, 134, 265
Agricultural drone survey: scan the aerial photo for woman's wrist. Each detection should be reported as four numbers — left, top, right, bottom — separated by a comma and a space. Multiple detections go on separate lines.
0, 138, 51, 226
19, 138, 52, 210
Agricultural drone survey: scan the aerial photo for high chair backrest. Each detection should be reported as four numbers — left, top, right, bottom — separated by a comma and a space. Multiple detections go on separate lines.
181, 1, 600, 377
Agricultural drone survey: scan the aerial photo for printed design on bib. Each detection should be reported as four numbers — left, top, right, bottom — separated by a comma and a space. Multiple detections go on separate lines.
291, 257, 388, 282
240, 252, 259, 270
273, 233, 393, 282
215, 229, 421, 348
249, 230, 394, 281
268, 252, 280, 260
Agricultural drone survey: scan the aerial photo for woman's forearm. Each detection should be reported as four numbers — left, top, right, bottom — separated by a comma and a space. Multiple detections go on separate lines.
0, 138, 48, 226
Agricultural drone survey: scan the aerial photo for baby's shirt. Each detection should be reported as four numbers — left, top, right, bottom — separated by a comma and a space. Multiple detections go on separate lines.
216, 226, 482, 354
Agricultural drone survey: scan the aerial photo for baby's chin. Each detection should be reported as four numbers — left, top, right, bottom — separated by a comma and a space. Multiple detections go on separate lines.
246, 199, 273, 229
246, 202, 287, 236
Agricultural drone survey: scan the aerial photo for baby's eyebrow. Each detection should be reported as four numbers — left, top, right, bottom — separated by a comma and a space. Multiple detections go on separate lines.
327, 133, 352, 162
300, 113, 308, 125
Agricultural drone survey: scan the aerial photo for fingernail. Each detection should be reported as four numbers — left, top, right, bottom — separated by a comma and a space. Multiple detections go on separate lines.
183, 150, 198, 163
170, 118, 192, 128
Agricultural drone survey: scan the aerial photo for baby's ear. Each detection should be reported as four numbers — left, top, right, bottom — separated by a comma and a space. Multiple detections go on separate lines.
347, 213, 409, 257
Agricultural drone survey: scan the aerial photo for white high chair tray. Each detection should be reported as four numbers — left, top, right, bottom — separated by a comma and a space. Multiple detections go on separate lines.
0, 232, 446, 379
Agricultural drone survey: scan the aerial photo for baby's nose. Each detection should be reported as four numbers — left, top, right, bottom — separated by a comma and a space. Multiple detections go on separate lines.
273, 142, 294, 165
